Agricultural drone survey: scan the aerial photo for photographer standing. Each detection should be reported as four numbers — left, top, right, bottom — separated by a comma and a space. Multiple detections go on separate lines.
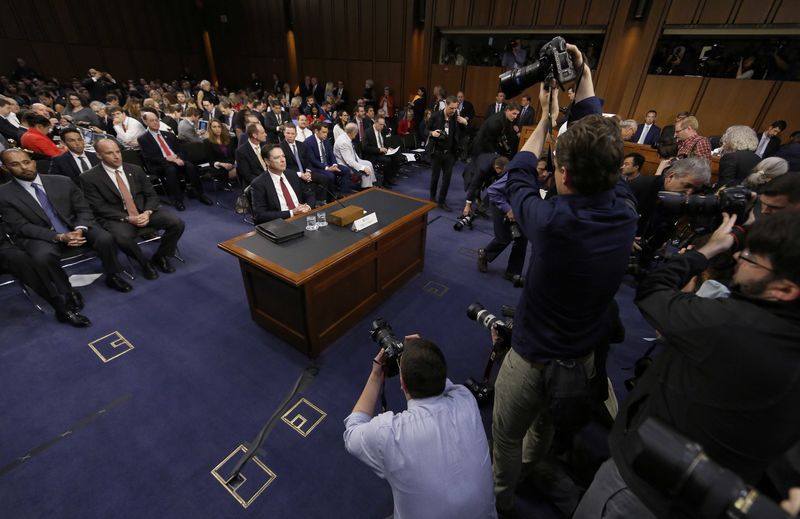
476, 156, 528, 286
344, 338, 496, 519
427, 96, 468, 211
573, 210, 800, 519
491, 44, 638, 516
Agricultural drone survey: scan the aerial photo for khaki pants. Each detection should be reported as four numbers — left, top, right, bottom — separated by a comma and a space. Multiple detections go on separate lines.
491, 348, 595, 512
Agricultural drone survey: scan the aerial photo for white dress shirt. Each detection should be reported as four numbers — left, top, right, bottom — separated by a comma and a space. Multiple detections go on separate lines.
70, 151, 92, 173
296, 127, 312, 142
755, 133, 771, 158
102, 163, 131, 192
148, 130, 175, 158
637, 123, 652, 144
344, 380, 497, 519
267, 170, 299, 213
114, 116, 146, 146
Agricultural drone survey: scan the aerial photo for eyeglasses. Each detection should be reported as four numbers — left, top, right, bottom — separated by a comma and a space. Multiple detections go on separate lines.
737, 249, 775, 272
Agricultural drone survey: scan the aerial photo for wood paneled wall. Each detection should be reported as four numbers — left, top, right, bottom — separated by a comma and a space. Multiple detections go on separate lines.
431, 0, 616, 27
0, 0, 206, 84
666, 0, 799, 25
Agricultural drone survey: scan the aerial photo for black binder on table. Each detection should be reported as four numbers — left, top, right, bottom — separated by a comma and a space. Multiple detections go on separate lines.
256, 219, 304, 244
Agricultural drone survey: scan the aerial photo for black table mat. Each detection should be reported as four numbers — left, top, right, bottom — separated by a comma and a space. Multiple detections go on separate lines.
235, 190, 428, 273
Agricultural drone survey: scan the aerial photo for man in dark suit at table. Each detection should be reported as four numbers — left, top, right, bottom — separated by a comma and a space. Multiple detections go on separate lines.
235, 123, 268, 187
281, 124, 329, 206
0, 148, 132, 323
137, 111, 211, 210
250, 144, 313, 224
80, 139, 185, 280
632, 109, 661, 146
48, 127, 99, 184
307, 122, 353, 196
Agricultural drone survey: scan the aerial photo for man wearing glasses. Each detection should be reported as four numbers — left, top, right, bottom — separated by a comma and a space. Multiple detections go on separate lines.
574, 209, 800, 518
675, 115, 712, 161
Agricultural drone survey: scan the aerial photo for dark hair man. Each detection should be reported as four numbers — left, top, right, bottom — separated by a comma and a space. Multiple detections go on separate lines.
0, 148, 132, 323
47, 128, 99, 183
774, 130, 800, 171
344, 338, 495, 518
574, 210, 800, 519
759, 172, 800, 215
621, 152, 644, 181
426, 96, 468, 210
492, 43, 639, 516
472, 103, 521, 160
755, 119, 787, 158
632, 110, 661, 146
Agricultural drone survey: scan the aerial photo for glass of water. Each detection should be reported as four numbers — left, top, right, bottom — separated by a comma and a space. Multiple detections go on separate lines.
305, 214, 318, 231
317, 211, 327, 227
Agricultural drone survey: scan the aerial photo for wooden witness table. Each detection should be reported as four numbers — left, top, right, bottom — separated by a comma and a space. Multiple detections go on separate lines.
218, 189, 437, 358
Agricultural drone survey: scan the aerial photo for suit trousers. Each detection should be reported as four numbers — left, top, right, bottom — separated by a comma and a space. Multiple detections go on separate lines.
21, 227, 122, 295
0, 240, 60, 304
309, 169, 336, 203
484, 207, 528, 276
572, 459, 657, 519
102, 210, 185, 266
430, 152, 456, 203
152, 162, 203, 202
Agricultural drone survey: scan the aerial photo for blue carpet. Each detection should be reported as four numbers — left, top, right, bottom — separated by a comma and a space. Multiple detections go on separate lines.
0, 161, 654, 518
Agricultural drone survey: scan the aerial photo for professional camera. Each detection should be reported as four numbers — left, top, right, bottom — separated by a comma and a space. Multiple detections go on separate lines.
464, 303, 515, 404
369, 318, 404, 377
632, 418, 790, 519
499, 36, 577, 98
453, 214, 474, 231
657, 186, 750, 224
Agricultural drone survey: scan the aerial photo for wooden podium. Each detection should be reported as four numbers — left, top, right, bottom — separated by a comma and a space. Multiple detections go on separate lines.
218, 189, 437, 357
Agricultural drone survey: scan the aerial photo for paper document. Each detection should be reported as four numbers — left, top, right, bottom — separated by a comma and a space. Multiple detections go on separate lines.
401, 153, 416, 162
385, 147, 400, 156
69, 273, 102, 287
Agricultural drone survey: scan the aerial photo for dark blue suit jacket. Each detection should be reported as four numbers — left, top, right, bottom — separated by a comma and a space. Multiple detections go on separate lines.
632, 124, 661, 146
306, 135, 336, 170
48, 150, 99, 184
137, 130, 187, 172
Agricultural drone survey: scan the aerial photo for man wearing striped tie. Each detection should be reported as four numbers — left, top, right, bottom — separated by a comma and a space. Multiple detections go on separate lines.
80, 139, 185, 281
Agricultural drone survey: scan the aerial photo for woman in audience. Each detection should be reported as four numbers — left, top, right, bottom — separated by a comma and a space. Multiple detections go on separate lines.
289, 97, 302, 121
334, 110, 350, 141
204, 119, 237, 182
718, 125, 761, 186
324, 81, 335, 101
196, 79, 218, 107
228, 92, 242, 111
743, 157, 789, 190
654, 139, 679, 176
123, 96, 141, 119
397, 110, 415, 137
280, 83, 292, 105
419, 108, 432, 143
309, 104, 321, 123
63, 92, 100, 126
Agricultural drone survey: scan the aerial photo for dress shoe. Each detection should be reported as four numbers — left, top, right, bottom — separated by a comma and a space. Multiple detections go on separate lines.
174, 200, 186, 211
438, 202, 452, 212
198, 194, 213, 206
67, 290, 84, 312
56, 310, 91, 327
106, 274, 133, 292
504, 272, 524, 287
152, 255, 175, 274
141, 262, 159, 280
478, 248, 488, 273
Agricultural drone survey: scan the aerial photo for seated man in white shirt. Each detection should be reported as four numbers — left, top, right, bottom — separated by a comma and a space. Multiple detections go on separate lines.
249, 144, 312, 224
109, 106, 145, 148
344, 336, 496, 519
295, 114, 313, 142
333, 122, 377, 189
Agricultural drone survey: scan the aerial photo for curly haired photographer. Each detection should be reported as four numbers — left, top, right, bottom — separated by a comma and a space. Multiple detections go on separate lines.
574, 209, 800, 519
344, 337, 496, 519
491, 44, 638, 516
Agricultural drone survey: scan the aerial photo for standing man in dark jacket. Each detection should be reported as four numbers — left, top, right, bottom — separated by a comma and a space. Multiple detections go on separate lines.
426, 96, 468, 211
491, 45, 638, 517
574, 209, 800, 519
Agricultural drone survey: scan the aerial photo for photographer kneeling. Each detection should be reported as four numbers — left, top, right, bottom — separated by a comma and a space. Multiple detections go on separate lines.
344, 337, 496, 519
492, 43, 638, 515
573, 209, 800, 519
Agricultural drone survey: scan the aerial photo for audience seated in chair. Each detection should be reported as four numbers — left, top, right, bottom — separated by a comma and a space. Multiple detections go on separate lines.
249, 144, 312, 224
48, 127, 99, 184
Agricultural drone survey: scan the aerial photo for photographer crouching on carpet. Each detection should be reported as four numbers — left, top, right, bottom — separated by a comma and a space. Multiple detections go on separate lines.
344, 324, 496, 519
491, 41, 638, 517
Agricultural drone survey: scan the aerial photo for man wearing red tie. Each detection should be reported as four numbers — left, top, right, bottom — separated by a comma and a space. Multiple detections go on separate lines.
249, 144, 312, 224
137, 111, 211, 210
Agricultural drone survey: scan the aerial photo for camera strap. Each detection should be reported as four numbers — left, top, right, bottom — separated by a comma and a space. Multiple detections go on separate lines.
380, 380, 388, 413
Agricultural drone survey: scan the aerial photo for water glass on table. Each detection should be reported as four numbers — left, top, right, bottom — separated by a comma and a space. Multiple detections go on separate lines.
306, 214, 318, 231
317, 211, 327, 227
